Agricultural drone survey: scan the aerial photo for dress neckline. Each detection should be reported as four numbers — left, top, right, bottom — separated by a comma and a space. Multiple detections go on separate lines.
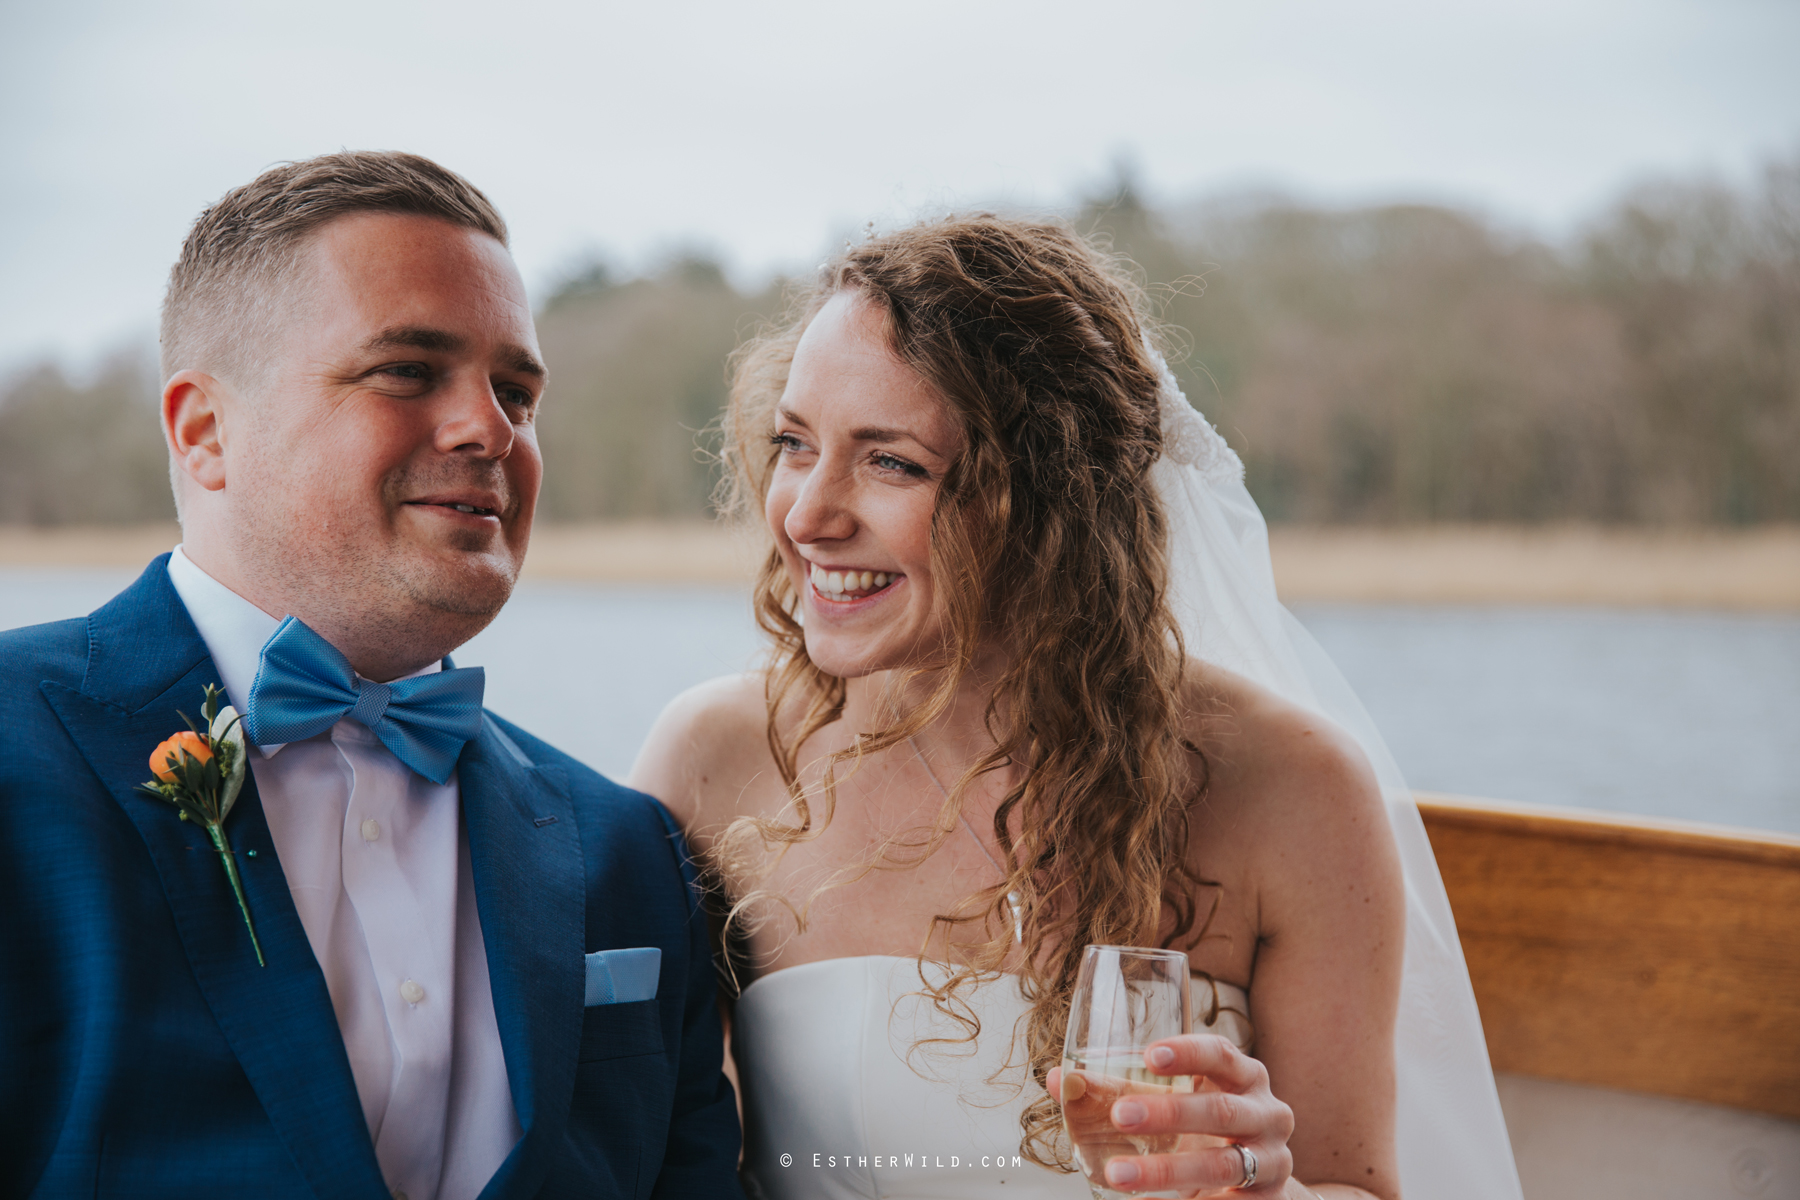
739, 954, 1249, 1008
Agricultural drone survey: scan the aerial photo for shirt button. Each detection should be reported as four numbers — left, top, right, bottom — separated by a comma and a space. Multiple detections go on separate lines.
399, 979, 426, 1005
392, 1191, 409, 1200
361, 819, 381, 842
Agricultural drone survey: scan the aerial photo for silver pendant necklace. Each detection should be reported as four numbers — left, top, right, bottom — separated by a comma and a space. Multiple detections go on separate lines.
907, 735, 1025, 945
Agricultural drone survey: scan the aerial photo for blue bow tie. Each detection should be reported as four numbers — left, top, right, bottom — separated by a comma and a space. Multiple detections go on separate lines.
243, 616, 486, 785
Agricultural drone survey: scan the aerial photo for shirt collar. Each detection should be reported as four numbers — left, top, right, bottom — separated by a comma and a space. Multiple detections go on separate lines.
164, 546, 441, 759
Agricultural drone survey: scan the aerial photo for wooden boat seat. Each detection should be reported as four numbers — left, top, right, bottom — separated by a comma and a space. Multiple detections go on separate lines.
1416, 793, 1800, 1119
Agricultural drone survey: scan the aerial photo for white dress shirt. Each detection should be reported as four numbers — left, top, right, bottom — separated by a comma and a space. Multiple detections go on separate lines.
167, 547, 520, 1200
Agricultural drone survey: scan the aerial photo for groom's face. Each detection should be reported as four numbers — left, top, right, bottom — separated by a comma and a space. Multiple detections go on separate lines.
229, 213, 545, 655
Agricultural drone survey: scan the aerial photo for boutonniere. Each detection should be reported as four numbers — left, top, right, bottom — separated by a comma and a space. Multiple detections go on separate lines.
137, 684, 265, 966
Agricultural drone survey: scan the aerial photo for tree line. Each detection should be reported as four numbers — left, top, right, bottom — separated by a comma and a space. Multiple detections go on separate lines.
2, 148, 1794, 526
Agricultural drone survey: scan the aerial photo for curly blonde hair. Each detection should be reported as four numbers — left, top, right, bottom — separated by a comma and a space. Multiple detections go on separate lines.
714, 214, 1216, 1166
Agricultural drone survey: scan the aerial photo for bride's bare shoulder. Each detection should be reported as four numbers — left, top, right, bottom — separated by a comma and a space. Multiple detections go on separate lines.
1180, 660, 1392, 877
628, 672, 775, 829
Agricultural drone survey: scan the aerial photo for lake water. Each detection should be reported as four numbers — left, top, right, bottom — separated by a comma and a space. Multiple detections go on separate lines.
5, 568, 1797, 835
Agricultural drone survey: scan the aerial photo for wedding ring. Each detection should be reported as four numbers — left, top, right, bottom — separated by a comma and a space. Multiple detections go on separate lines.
1233, 1143, 1258, 1189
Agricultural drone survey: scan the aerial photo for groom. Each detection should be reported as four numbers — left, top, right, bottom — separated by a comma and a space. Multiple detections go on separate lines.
0, 152, 743, 1198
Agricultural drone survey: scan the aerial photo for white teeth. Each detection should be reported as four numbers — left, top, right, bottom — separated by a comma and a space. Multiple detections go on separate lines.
454, 504, 475, 512
808, 565, 897, 599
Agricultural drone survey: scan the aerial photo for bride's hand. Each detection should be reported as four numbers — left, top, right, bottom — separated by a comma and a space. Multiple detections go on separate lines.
1050, 1034, 1297, 1197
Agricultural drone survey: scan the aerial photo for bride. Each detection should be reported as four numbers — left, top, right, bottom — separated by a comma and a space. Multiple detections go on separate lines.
631, 216, 1521, 1199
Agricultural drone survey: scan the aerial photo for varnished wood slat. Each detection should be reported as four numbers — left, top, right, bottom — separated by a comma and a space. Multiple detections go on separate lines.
1416, 793, 1800, 1119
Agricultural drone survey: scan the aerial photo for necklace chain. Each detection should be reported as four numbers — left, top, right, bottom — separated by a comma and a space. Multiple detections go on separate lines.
907, 735, 1025, 944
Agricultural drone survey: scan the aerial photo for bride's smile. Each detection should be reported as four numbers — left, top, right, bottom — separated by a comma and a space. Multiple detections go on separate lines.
805, 562, 900, 602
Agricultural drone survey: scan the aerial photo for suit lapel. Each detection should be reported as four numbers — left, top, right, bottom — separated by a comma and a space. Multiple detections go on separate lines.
458, 721, 583, 1200
42, 558, 388, 1198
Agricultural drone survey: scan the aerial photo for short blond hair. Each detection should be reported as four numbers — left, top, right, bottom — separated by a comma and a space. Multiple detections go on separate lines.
159, 150, 507, 384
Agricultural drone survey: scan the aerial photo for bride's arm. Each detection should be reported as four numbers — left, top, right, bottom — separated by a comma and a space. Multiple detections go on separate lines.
1055, 710, 1405, 1199
629, 674, 774, 1144
1241, 718, 1404, 1198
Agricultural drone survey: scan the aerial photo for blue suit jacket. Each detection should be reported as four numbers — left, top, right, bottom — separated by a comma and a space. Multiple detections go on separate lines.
0, 556, 745, 1199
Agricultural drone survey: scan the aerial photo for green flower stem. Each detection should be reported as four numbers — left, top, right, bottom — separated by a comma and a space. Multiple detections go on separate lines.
205, 822, 264, 968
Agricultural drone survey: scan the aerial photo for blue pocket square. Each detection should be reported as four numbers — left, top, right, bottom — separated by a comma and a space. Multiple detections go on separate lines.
584, 947, 661, 1006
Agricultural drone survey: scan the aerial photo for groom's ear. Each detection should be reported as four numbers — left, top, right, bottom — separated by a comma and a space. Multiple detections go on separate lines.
163, 369, 233, 494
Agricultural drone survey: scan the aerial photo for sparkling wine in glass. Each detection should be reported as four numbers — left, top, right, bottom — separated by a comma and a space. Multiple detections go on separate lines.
1060, 945, 1195, 1199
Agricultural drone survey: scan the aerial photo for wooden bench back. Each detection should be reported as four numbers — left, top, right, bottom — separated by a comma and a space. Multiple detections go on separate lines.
1416, 793, 1800, 1119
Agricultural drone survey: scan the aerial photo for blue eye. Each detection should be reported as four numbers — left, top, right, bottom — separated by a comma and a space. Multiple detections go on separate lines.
873, 452, 927, 478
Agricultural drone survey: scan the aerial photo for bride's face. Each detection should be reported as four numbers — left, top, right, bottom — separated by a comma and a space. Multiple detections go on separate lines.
765, 291, 963, 678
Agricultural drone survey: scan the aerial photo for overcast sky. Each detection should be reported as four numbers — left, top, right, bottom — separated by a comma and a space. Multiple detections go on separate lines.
3, 0, 1796, 376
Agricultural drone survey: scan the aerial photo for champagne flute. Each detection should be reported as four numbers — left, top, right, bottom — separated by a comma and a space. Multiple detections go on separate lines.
1061, 945, 1195, 1199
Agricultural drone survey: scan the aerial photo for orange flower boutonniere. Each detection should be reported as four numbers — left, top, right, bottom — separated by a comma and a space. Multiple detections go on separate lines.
137, 684, 264, 966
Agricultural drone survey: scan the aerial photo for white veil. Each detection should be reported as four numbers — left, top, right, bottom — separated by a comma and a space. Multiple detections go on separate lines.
1151, 357, 1525, 1200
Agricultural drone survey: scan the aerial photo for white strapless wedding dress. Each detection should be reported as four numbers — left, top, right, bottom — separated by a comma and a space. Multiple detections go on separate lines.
735, 956, 1253, 1200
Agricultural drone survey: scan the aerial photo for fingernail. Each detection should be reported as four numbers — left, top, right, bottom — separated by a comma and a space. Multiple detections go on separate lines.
1148, 1045, 1176, 1069
1107, 1160, 1141, 1186
1114, 1099, 1147, 1126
